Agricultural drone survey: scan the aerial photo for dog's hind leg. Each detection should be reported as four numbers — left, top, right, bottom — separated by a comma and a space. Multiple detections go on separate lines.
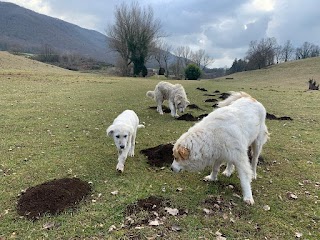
234, 154, 254, 205
156, 99, 164, 115
203, 159, 222, 181
250, 141, 263, 180
251, 127, 268, 179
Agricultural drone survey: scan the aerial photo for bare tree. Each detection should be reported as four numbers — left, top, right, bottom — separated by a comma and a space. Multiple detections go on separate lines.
246, 38, 277, 70
274, 44, 282, 64
191, 49, 214, 70
181, 46, 192, 67
296, 42, 312, 59
107, 2, 162, 76
171, 46, 184, 78
281, 40, 294, 62
161, 43, 172, 77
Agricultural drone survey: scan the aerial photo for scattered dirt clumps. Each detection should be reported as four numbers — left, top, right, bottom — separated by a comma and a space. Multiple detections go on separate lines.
16, 177, 91, 220
196, 87, 208, 91
124, 196, 187, 228
204, 98, 218, 103
140, 143, 174, 167
187, 103, 204, 110
176, 113, 208, 121
149, 105, 171, 113
266, 112, 293, 121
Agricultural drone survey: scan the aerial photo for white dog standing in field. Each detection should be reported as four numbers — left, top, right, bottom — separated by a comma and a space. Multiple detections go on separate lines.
146, 81, 190, 117
171, 92, 269, 205
107, 110, 144, 172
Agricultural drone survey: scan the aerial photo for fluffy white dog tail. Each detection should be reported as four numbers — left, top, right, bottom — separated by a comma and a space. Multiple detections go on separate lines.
146, 91, 155, 99
218, 91, 252, 107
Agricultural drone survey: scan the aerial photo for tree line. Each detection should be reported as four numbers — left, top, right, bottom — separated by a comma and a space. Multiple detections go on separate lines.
228, 38, 320, 74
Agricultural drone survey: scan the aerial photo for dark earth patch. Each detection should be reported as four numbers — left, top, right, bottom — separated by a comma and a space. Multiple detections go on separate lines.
204, 98, 218, 103
176, 113, 208, 121
140, 143, 174, 167
219, 92, 231, 100
187, 103, 204, 110
196, 87, 208, 91
266, 112, 293, 121
17, 177, 91, 220
149, 106, 171, 113
124, 196, 187, 228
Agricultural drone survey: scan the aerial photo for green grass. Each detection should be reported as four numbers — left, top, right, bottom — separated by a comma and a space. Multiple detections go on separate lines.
0, 52, 319, 239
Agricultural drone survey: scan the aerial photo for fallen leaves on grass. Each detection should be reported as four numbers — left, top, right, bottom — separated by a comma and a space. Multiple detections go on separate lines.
287, 192, 298, 200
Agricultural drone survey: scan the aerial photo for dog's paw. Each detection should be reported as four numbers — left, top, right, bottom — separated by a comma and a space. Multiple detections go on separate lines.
203, 175, 217, 182
222, 170, 232, 177
252, 173, 257, 180
116, 163, 124, 173
243, 197, 254, 205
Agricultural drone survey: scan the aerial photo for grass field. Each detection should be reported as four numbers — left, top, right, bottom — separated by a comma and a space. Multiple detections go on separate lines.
0, 51, 319, 239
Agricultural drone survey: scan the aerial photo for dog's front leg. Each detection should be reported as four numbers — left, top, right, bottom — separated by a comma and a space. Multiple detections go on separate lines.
203, 159, 221, 181
169, 101, 178, 117
128, 135, 135, 157
116, 149, 129, 173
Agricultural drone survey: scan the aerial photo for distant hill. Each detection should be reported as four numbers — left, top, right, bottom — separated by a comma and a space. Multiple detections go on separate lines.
219, 56, 320, 89
0, 1, 117, 64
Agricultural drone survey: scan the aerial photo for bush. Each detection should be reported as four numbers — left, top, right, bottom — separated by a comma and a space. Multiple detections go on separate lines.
185, 64, 201, 80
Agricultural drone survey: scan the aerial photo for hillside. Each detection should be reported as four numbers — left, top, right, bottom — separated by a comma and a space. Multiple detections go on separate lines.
220, 57, 320, 89
0, 1, 117, 64
0, 51, 76, 74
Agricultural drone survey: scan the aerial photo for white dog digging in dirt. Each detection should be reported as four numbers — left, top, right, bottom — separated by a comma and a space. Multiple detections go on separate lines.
107, 110, 144, 172
171, 92, 269, 205
147, 81, 190, 117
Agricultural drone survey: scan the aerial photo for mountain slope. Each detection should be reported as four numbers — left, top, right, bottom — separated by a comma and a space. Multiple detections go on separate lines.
0, 1, 116, 63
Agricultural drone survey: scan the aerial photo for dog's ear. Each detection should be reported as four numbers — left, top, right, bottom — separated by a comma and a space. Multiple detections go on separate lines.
174, 146, 190, 161
106, 125, 115, 137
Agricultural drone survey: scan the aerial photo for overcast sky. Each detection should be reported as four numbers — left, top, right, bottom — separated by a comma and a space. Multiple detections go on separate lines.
3, 0, 320, 68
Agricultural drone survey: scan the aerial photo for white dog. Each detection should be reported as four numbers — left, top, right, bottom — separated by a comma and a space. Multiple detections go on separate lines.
107, 110, 144, 172
147, 81, 190, 117
171, 92, 269, 205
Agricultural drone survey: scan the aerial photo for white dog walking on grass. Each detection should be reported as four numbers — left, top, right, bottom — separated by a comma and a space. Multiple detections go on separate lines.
107, 110, 144, 172
146, 81, 190, 117
171, 92, 269, 205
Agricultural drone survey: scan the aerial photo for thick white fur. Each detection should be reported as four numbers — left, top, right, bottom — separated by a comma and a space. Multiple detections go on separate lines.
106, 110, 144, 172
147, 81, 190, 117
171, 91, 269, 205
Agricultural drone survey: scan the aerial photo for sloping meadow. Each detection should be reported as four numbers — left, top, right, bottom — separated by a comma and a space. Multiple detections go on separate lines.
0, 53, 319, 239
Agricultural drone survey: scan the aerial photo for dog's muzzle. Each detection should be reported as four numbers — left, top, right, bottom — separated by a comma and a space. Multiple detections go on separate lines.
171, 161, 182, 172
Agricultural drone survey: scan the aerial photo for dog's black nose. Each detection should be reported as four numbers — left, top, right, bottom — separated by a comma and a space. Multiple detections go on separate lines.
120, 145, 125, 149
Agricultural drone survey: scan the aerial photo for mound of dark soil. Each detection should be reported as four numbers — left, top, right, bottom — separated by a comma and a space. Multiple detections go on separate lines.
187, 103, 204, 110
205, 98, 218, 103
17, 178, 91, 220
176, 113, 208, 121
219, 92, 231, 100
212, 103, 219, 108
196, 87, 208, 91
149, 106, 171, 113
266, 112, 293, 121
140, 144, 174, 167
